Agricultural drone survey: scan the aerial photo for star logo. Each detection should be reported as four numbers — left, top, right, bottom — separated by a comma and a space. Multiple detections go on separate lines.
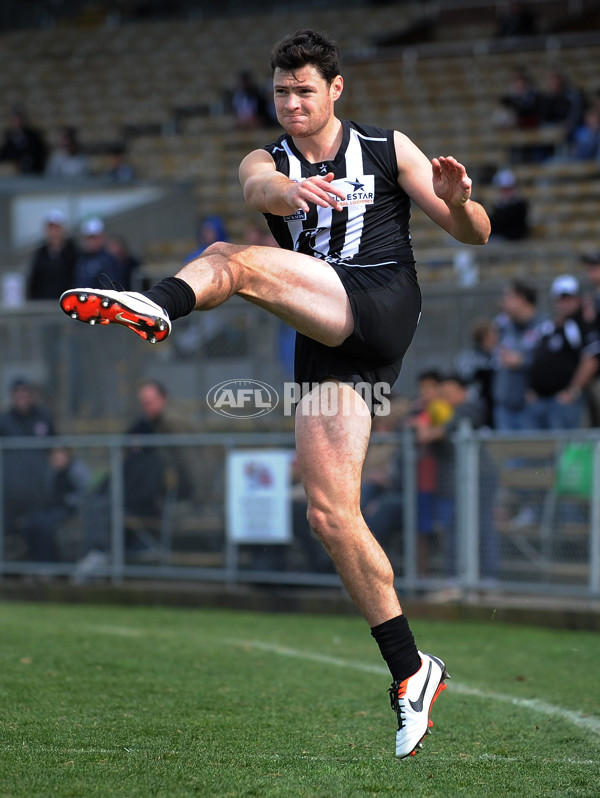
319, 163, 328, 175
346, 177, 365, 191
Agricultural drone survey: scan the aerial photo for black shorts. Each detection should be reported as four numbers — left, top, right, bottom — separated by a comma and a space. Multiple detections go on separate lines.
294, 261, 421, 410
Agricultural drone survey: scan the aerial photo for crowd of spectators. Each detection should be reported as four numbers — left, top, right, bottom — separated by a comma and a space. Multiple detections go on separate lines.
0, 375, 211, 575
494, 65, 599, 163
450, 265, 600, 433
351, 254, 600, 587
497, 270, 600, 431
26, 209, 143, 300
0, 105, 136, 181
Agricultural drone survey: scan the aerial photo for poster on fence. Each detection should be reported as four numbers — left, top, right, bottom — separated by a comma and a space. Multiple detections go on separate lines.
226, 449, 294, 543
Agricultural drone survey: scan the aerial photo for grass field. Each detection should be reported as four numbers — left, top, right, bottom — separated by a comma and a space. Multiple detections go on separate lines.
0, 601, 599, 798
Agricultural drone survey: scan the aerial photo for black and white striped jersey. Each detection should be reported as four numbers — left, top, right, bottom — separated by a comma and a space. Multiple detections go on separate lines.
262, 119, 414, 268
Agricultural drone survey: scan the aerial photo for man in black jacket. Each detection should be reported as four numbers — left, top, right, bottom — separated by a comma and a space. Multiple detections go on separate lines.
0, 106, 47, 175
0, 378, 55, 549
27, 210, 79, 300
527, 275, 600, 429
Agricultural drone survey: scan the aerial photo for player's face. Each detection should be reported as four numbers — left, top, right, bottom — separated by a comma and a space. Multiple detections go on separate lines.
138, 385, 166, 420
273, 65, 342, 138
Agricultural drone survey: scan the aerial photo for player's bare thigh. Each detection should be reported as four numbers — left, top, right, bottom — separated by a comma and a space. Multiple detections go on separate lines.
295, 382, 372, 509
178, 241, 354, 348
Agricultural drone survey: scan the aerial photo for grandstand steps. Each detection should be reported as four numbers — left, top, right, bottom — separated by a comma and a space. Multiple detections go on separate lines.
0, 10, 598, 284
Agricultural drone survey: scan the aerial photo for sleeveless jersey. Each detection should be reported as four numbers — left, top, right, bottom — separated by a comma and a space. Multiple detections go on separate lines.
262, 120, 414, 268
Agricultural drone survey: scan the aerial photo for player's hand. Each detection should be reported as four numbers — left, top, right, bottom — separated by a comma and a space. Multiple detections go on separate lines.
285, 172, 346, 213
432, 156, 472, 207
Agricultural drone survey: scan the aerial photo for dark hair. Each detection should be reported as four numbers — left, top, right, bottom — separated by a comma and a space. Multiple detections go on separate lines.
270, 29, 341, 83
470, 317, 496, 347
139, 378, 168, 399
417, 369, 443, 384
509, 278, 537, 306
442, 372, 469, 389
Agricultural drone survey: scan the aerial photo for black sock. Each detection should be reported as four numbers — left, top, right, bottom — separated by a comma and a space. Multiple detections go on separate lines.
143, 277, 197, 321
371, 614, 421, 683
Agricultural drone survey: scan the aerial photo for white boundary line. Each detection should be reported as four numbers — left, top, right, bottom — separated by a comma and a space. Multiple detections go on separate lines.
83, 626, 600, 741
223, 638, 600, 738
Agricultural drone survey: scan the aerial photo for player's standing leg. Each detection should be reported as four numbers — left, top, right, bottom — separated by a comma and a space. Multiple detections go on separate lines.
295, 382, 448, 758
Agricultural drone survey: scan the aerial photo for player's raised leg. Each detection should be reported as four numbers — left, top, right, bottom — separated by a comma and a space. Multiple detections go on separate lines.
60, 241, 354, 348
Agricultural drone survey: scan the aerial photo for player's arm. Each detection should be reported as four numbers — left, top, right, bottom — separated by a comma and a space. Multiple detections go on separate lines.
394, 131, 490, 245
239, 149, 346, 215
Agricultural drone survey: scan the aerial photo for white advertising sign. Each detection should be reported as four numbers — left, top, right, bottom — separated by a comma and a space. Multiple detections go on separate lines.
226, 449, 294, 543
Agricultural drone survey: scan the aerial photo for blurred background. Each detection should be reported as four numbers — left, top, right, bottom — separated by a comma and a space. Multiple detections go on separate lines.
0, 0, 599, 602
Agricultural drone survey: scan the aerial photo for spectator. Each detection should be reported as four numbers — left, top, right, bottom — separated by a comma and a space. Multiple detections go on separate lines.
570, 106, 600, 161
410, 369, 454, 427
104, 143, 136, 183
0, 105, 47, 175
129, 379, 203, 502
487, 168, 530, 241
538, 68, 586, 150
73, 216, 125, 288
582, 249, 600, 321
454, 317, 498, 429
0, 378, 55, 551
74, 420, 169, 580
492, 278, 544, 431
405, 370, 453, 577
495, 2, 537, 37
21, 446, 91, 563
73, 380, 205, 581
243, 220, 278, 248
45, 126, 89, 180
581, 249, 600, 425
106, 234, 143, 291
27, 209, 79, 300
185, 215, 228, 262
415, 374, 498, 586
527, 274, 600, 430
495, 67, 541, 131
230, 70, 273, 129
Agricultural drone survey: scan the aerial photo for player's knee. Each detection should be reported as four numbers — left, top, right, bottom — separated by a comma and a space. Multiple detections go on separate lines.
202, 240, 233, 259
306, 501, 347, 546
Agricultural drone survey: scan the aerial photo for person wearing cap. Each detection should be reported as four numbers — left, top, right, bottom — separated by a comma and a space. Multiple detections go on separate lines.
526, 274, 600, 430
27, 210, 79, 300
73, 216, 125, 289
487, 168, 529, 242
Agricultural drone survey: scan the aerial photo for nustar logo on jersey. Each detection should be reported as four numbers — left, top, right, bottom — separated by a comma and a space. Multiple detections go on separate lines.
207, 380, 279, 419
335, 175, 375, 207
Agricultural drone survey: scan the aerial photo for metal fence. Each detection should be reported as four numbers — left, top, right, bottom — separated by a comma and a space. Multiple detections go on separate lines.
1, 427, 598, 599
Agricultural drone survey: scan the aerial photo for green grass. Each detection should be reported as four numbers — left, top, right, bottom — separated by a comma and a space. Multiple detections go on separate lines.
0, 601, 599, 797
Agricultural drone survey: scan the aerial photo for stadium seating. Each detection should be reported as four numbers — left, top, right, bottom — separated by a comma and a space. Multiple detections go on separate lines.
0, 4, 598, 282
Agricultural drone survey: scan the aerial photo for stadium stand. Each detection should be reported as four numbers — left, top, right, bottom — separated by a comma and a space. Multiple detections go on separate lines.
0, 0, 598, 282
